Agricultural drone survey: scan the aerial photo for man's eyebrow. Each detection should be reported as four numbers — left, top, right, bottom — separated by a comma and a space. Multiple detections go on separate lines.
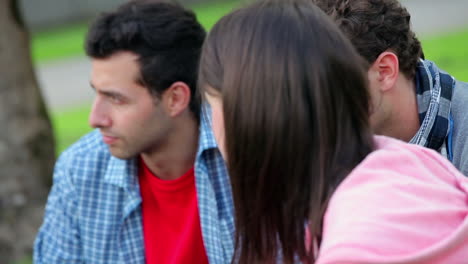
90, 83, 118, 96
92, 86, 126, 100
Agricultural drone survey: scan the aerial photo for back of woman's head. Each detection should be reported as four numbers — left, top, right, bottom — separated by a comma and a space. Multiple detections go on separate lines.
199, 0, 374, 263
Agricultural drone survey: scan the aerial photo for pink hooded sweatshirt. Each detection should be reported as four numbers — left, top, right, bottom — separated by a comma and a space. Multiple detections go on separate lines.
316, 136, 468, 264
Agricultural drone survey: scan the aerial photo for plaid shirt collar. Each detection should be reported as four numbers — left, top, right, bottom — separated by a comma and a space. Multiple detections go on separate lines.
102, 105, 218, 189
198, 105, 219, 153
196, 104, 235, 263
104, 157, 137, 188
411, 59, 455, 157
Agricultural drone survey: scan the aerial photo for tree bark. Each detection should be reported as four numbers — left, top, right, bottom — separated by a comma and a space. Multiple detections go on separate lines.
0, 0, 55, 262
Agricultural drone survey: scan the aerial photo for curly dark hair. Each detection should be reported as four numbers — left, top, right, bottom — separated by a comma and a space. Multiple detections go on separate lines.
312, 0, 423, 79
85, 0, 206, 120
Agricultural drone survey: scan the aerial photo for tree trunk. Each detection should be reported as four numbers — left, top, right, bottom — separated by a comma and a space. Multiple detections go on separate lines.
0, 0, 56, 262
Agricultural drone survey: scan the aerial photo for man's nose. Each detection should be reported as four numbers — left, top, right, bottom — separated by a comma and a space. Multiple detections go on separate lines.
89, 98, 111, 128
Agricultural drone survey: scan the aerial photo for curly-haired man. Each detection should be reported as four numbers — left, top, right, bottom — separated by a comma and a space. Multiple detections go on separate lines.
313, 0, 468, 175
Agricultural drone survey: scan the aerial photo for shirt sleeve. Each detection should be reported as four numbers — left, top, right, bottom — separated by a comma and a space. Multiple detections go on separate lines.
34, 153, 83, 264
315, 145, 468, 264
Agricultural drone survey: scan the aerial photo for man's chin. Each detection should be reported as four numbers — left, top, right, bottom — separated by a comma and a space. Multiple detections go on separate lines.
108, 146, 137, 160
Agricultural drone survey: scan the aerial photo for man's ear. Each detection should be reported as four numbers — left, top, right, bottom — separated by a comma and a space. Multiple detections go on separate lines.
369, 51, 399, 92
161, 81, 191, 117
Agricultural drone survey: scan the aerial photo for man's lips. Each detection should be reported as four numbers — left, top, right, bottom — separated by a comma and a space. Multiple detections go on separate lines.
101, 134, 118, 145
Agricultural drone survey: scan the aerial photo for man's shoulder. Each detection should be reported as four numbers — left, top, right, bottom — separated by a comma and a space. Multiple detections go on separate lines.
450, 78, 468, 175
451, 78, 468, 119
454, 78, 468, 96
451, 78, 468, 126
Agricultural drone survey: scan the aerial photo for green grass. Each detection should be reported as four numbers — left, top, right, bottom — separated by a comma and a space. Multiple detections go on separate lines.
31, 0, 241, 63
13, 257, 32, 264
51, 104, 92, 154
32, 23, 89, 62
420, 29, 468, 82
192, 0, 241, 30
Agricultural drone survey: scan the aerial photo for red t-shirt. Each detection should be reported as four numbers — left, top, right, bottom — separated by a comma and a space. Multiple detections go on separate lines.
138, 158, 209, 264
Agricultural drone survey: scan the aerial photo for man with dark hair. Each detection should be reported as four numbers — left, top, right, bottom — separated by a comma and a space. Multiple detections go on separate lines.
33, 1, 234, 263
313, 0, 468, 175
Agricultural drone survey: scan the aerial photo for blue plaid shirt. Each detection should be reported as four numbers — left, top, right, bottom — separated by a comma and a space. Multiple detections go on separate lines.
34, 107, 235, 264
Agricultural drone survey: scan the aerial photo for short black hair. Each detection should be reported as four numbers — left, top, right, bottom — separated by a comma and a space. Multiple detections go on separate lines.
86, 0, 206, 120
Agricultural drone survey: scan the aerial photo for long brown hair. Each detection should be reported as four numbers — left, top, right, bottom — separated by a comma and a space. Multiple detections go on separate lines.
199, 0, 375, 263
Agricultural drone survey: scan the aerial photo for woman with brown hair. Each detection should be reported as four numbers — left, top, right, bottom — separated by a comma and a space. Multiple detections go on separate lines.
199, 0, 468, 263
